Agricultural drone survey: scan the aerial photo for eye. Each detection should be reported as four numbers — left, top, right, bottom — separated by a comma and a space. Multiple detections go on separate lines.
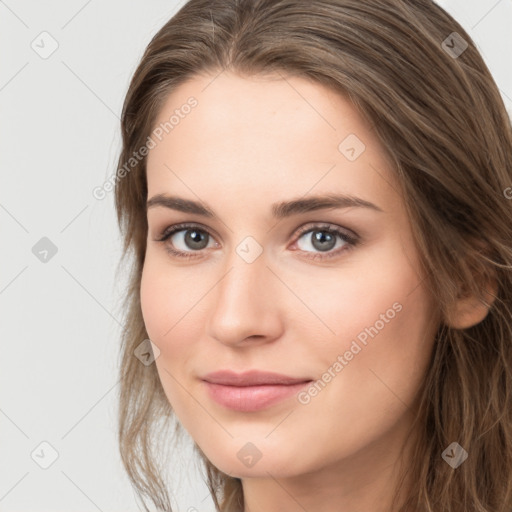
154, 222, 359, 261
156, 222, 217, 259
292, 223, 358, 260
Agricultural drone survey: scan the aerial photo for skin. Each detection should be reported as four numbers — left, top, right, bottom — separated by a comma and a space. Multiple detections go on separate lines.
140, 71, 491, 512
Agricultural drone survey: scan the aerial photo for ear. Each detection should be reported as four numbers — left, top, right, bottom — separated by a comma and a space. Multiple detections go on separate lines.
444, 281, 497, 329
444, 246, 498, 330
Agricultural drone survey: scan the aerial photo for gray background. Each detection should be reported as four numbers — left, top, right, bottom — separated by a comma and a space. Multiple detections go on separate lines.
1, 1, 511, 511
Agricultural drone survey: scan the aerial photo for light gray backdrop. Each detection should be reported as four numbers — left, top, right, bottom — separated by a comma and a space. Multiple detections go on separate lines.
1, 1, 511, 511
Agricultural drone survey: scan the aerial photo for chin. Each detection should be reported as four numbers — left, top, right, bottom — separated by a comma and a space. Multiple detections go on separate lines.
202, 443, 313, 479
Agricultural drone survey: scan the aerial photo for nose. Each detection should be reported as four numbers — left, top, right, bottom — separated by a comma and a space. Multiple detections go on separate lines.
205, 248, 284, 348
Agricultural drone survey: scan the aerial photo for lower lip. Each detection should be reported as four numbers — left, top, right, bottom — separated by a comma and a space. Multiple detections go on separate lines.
203, 381, 312, 412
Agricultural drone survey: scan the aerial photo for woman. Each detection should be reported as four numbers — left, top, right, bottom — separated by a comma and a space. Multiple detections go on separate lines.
114, 1, 512, 510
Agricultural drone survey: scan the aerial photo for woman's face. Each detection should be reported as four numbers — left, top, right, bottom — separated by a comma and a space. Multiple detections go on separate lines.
141, 71, 439, 483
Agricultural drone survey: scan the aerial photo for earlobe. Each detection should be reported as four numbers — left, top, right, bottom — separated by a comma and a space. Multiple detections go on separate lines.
444, 276, 498, 330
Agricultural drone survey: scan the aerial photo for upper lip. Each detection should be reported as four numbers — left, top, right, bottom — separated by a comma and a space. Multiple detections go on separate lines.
202, 370, 312, 387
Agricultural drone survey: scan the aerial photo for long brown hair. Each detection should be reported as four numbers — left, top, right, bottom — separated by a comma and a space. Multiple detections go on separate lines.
113, 1, 512, 510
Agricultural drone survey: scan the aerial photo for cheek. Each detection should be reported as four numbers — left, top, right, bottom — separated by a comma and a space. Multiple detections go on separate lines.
140, 258, 202, 422
290, 264, 436, 464
292, 243, 429, 353
140, 257, 169, 342
140, 253, 200, 343
337, 280, 436, 388
301, 240, 437, 403
140, 253, 210, 391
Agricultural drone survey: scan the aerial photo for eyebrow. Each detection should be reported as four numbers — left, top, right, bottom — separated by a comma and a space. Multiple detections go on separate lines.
146, 193, 383, 218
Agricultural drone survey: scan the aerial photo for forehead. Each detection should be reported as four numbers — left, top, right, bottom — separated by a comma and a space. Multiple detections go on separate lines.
146, 71, 400, 217
149, 71, 378, 155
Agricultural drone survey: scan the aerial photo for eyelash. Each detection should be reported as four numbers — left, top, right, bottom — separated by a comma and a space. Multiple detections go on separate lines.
155, 222, 360, 261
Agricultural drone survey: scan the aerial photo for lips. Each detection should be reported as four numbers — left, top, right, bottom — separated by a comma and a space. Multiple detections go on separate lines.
201, 369, 312, 386
201, 370, 313, 412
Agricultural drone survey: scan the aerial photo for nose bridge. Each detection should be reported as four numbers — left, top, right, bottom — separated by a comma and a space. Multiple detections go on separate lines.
206, 243, 280, 345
